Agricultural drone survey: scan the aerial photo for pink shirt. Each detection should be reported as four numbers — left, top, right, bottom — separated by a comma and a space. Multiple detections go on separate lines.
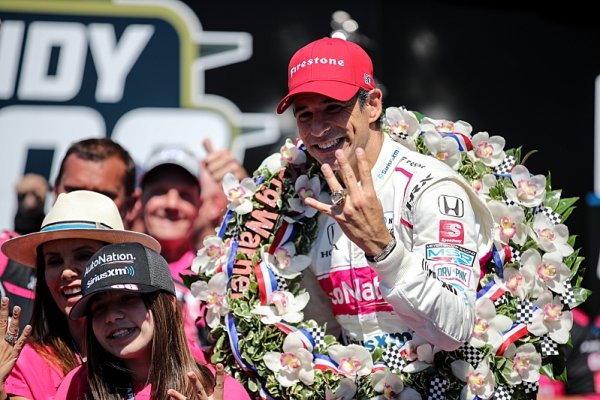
56, 363, 251, 399
169, 250, 207, 363
5, 343, 79, 399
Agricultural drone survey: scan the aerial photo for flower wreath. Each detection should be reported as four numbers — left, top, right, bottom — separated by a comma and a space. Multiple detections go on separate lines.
185, 107, 590, 400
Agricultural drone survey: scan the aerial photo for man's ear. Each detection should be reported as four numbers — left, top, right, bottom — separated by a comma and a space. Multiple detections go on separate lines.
368, 88, 383, 124
124, 187, 142, 230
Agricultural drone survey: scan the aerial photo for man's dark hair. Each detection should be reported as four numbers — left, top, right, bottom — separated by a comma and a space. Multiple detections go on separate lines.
54, 138, 136, 196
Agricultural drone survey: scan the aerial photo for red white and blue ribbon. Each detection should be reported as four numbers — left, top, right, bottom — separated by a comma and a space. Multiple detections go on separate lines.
313, 353, 340, 373
477, 280, 507, 303
496, 322, 528, 356
225, 313, 257, 373
225, 239, 238, 278
274, 321, 315, 352
440, 132, 473, 152
255, 260, 278, 305
268, 220, 295, 254
258, 386, 275, 400
491, 242, 513, 279
217, 209, 235, 239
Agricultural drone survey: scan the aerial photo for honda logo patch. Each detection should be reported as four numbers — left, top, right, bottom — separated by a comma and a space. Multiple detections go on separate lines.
438, 195, 464, 217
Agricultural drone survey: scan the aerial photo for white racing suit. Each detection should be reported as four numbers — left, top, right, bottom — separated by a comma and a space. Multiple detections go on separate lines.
308, 135, 494, 352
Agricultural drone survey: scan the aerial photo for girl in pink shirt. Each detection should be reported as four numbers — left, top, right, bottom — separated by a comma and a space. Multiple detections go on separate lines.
56, 242, 249, 399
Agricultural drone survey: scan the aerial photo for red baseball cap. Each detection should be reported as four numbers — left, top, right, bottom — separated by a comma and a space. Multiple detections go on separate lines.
276, 37, 375, 114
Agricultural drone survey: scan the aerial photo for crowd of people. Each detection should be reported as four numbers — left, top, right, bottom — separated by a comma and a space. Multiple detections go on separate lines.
0, 36, 597, 399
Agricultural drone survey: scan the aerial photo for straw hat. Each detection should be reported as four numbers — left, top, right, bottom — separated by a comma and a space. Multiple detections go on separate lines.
1, 190, 160, 268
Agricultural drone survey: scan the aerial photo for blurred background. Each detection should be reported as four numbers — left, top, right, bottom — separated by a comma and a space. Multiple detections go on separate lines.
1, 0, 599, 313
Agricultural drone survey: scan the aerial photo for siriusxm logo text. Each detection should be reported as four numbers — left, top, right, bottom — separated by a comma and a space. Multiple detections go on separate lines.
86, 266, 134, 289
377, 149, 400, 179
85, 252, 136, 275
345, 331, 413, 352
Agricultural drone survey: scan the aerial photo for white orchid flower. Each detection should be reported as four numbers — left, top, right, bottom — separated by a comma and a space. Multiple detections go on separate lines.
451, 358, 496, 400
222, 172, 257, 215
470, 298, 513, 352
261, 242, 311, 279
328, 344, 373, 378
402, 336, 438, 373
280, 138, 307, 165
190, 272, 229, 328
521, 249, 571, 295
251, 290, 309, 324
421, 117, 473, 137
504, 165, 546, 208
191, 235, 229, 276
518, 249, 550, 298
371, 370, 405, 399
471, 173, 497, 200
468, 132, 506, 167
259, 152, 286, 175
528, 291, 573, 343
383, 106, 421, 150
499, 267, 533, 301
423, 130, 461, 170
529, 213, 574, 257
288, 174, 322, 218
487, 200, 527, 246
325, 378, 357, 400
503, 343, 541, 385
263, 331, 314, 387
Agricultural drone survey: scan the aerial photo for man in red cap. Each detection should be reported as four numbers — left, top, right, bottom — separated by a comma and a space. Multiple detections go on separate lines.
278, 37, 494, 353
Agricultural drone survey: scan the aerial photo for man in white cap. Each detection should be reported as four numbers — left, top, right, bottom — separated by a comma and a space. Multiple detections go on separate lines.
277, 37, 494, 352
135, 144, 209, 358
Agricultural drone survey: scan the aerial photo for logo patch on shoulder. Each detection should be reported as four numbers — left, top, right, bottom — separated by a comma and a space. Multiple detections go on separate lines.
439, 220, 464, 244
438, 195, 464, 218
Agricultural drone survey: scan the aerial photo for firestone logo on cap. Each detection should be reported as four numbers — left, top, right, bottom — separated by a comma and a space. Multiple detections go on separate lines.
289, 56, 346, 78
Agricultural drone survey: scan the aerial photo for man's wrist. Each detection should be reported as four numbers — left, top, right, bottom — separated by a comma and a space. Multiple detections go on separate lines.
365, 236, 396, 263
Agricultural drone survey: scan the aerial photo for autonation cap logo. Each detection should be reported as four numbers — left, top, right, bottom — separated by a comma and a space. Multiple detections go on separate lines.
85, 252, 136, 276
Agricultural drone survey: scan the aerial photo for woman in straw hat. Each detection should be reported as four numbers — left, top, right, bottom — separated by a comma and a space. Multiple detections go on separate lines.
0, 190, 161, 399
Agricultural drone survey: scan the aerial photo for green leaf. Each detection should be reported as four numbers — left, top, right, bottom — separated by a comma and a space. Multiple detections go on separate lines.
555, 197, 579, 215
544, 189, 561, 210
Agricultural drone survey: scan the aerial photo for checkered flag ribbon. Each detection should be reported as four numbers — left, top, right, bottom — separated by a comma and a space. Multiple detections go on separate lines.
533, 206, 562, 225
502, 198, 517, 207
427, 376, 448, 400
306, 327, 325, 349
509, 245, 521, 264
492, 385, 514, 400
494, 155, 516, 175
392, 131, 410, 141
541, 334, 559, 356
461, 342, 485, 367
273, 273, 289, 292
494, 293, 509, 307
516, 300, 535, 325
382, 345, 407, 373
560, 280, 577, 309
521, 379, 539, 394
